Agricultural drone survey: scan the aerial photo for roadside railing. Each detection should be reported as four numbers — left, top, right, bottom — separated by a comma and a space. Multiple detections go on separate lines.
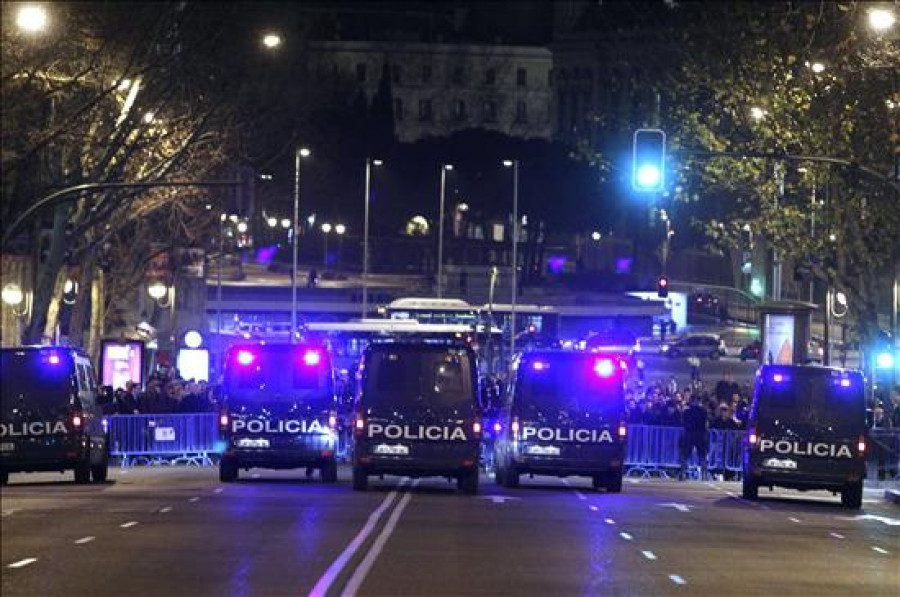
107, 414, 221, 468
625, 425, 744, 480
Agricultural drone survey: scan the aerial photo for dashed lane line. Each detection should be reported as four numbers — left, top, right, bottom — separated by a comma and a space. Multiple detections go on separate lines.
619, 532, 633, 541
871, 546, 890, 555
830, 532, 845, 539
605, 518, 616, 525
574, 491, 587, 501
589, 505, 599, 512
74, 536, 95, 545
642, 550, 657, 561
213, 488, 223, 494
189, 497, 200, 503
788, 517, 802, 524
159, 506, 173, 513
7, 558, 38, 569
669, 574, 687, 585
120, 521, 139, 528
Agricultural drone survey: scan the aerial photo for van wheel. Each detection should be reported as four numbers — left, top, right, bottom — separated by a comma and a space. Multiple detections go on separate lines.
219, 457, 238, 483
321, 462, 338, 483
841, 481, 863, 509
352, 466, 368, 491
499, 464, 519, 488
458, 468, 479, 495
605, 471, 623, 493
0, 471, 8, 485
91, 453, 109, 483
742, 477, 758, 500
74, 459, 92, 484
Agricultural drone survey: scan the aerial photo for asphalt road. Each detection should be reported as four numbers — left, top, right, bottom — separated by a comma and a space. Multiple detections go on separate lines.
2, 466, 897, 596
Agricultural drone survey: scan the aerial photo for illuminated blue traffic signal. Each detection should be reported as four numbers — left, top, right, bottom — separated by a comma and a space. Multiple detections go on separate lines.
632, 129, 666, 192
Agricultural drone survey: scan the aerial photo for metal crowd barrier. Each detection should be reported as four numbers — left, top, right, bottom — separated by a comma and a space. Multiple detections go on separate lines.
868, 429, 900, 483
107, 414, 222, 468
625, 425, 745, 479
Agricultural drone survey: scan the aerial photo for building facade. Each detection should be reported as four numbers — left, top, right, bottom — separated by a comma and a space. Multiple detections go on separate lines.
308, 40, 553, 143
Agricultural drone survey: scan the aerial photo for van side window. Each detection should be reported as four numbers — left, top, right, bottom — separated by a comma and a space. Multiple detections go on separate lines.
76, 364, 89, 392
84, 364, 98, 391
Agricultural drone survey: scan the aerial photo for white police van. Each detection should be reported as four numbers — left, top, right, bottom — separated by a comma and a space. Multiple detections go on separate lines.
743, 365, 867, 508
218, 343, 339, 482
352, 343, 481, 494
1, 346, 109, 485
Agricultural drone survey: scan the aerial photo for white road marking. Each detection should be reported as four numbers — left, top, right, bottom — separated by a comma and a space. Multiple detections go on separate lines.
589, 505, 599, 512
1, 509, 17, 517
669, 574, 687, 585
252, 473, 260, 478
642, 550, 657, 560
213, 488, 223, 494
626, 478, 640, 484
7, 558, 38, 569
830, 532, 845, 539
575, 490, 587, 501
658, 502, 693, 513
725, 491, 735, 497
619, 532, 633, 541
74, 536, 95, 544
605, 518, 615, 525
340, 483, 418, 596
159, 506, 173, 513
480, 495, 520, 504
120, 521, 139, 528
789, 517, 801, 524
189, 497, 200, 503
308, 481, 408, 597
837, 514, 900, 527
871, 546, 889, 555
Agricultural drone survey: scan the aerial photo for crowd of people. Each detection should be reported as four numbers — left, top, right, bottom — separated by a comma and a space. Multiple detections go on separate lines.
624, 375, 751, 431
98, 368, 217, 415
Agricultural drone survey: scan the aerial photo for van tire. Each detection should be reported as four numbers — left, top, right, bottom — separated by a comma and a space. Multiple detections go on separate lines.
499, 464, 519, 488
74, 459, 92, 484
219, 457, 238, 483
841, 481, 863, 509
352, 466, 368, 491
91, 455, 109, 483
458, 468, 479, 495
321, 461, 338, 483
0, 471, 8, 485
605, 471, 623, 493
742, 477, 758, 500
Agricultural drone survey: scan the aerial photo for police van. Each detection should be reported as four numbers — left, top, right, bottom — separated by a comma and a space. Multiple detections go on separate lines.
1, 346, 109, 485
493, 351, 628, 491
218, 343, 339, 482
743, 365, 867, 508
352, 343, 481, 494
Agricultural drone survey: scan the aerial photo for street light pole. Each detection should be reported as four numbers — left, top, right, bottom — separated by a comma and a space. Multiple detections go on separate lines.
363, 159, 373, 318
291, 147, 311, 343
437, 164, 452, 298
503, 159, 520, 360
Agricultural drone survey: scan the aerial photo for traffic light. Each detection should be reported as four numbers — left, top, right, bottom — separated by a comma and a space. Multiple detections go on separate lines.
657, 275, 669, 298
632, 129, 666, 192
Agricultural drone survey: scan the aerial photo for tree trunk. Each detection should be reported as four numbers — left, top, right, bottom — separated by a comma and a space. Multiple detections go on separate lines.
24, 203, 72, 344
87, 268, 105, 362
41, 269, 68, 344
67, 256, 96, 348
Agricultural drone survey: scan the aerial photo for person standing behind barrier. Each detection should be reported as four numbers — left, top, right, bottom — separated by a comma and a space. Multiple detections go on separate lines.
679, 394, 709, 481
688, 355, 701, 383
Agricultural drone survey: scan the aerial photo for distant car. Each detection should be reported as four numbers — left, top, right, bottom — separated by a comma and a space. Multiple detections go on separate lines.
585, 330, 639, 355
662, 334, 726, 359
740, 341, 761, 362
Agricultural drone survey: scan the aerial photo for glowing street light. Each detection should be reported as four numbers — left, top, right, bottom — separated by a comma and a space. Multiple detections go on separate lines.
267, 217, 278, 228
298, 147, 311, 158
148, 282, 168, 301
262, 33, 282, 49
335, 224, 346, 235
16, 4, 48, 34
591, 231, 602, 241
750, 106, 767, 122
280, 218, 291, 229
2, 283, 24, 306
236, 221, 248, 234
868, 7, 896, 32
809, 61, 825, 73
143, 112, 155, 124
321, 223, 332, 234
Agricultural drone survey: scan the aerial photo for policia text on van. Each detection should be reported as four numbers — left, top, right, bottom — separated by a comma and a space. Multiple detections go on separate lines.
743, 365, 867, 509
352, 343, 482, 494
493, 352, 628, 491
218, 344, 339, 482
1, 347, 109, 485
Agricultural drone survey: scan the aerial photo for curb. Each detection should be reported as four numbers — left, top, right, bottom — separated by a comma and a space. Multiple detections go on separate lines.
884, 489, 900, 505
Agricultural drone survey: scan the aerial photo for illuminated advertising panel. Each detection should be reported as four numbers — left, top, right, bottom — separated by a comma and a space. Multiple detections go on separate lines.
100, 340, 143, 389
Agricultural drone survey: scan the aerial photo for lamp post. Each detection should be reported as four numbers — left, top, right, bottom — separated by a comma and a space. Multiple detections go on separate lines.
437, 164, 453, 297
503, 159, 519, 360
321, 223, 332, 267
292, 147, 311, 344
363, 158, 383, 318
335, 224, 346, 272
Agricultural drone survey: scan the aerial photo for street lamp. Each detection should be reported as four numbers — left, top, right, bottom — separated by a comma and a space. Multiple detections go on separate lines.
280, 218, 291, 229
437, 163, 454, 297
267, 217, 278, 228
503, 159, 520, 359
363, 158, 384, 318
750, 106, 767, 122
2, 283, 25, 307
15, 4, 49, 34
321, 222, 332, 267
335, 224, 346, 235
591, 231, 602, 241
868, 7, 896, 32
291, 146, 311, 343
335, 224, 346, 272
262, 33, 282, 49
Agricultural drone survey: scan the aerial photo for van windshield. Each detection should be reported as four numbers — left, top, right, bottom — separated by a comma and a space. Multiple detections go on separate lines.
1, 351, 76, 420
756, 369, 864, 430
223, 346, 333, 410
363, 347, 475, 416
517, 355, 624, 417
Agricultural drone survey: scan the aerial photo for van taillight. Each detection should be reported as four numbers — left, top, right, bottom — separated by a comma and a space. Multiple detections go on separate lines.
511, 418, 520, 439
219, 413, 229, 429
617, 423, 627, 439
857, 435, 866, 455
472, 421, 482, 435
72, 414, 83, 429
748, 430, 758, 446
354, 416, 365, 435
328, 412, 338, 430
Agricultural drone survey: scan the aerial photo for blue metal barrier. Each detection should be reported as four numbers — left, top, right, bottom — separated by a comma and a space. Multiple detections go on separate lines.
107, 414, 221, 467
868, 429, 900, 483
625, 425, 745, 479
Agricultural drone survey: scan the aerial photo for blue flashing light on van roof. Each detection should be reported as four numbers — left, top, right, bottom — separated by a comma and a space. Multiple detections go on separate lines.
593, 358, 615, 378
236, 350, 255, 366
302, 350, 322, 366
532, 360, 549, 371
